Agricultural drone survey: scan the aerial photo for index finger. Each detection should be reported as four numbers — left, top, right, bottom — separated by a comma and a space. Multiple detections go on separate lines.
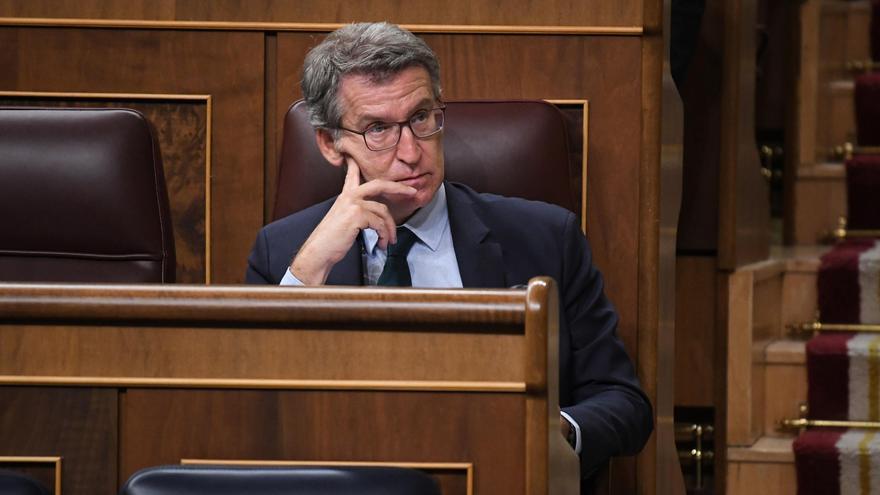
342, 159, 361, 192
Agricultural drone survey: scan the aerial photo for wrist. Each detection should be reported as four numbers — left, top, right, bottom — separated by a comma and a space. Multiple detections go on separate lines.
290, 249, 331, 285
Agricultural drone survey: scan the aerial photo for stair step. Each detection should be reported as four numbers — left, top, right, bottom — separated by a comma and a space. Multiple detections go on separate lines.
728, 436, 795, 463
764, 341, 808, 438
765, 339, 806, 365
727, 436, 796, 495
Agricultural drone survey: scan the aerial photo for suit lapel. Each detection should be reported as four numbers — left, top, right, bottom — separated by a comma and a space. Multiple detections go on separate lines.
446, 183, 507, 288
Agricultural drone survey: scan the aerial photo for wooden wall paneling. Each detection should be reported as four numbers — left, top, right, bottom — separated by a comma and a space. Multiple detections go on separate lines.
674, 256, 716, 407
120, 389, 520, 495
0, 93, 209, 283
0, 387, 117, 495
0, 0, 179, 20
638, 0, 684, 489
0, 0, 644, 29
717, 0, 770, 269
0, 27, 264, 283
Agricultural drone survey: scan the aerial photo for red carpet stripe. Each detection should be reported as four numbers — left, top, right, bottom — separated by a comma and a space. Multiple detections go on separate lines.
819, 241, 877, 324
794, 428, 844, 495
809, 333, 854, 420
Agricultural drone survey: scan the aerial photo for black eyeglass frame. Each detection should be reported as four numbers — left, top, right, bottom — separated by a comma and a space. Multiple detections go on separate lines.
336, 106, 446, 152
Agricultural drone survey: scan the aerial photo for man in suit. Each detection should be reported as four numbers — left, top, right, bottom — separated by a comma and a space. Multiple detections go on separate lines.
246, 21, 652, 493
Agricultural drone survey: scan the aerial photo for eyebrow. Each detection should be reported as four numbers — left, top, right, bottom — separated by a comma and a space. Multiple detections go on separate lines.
353, 98, 436, 127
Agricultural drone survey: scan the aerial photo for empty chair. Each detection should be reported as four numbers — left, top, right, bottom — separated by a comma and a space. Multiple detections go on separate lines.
0, 469, 51, 495
272, 99, 578, 221
0, 107, 175, 282
119, 465, 440, 495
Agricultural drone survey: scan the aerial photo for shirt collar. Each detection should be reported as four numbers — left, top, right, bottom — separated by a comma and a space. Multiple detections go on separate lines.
362, 182, 449, 254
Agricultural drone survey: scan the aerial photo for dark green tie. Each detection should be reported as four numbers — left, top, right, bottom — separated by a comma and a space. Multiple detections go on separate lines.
377, 226, 418, 286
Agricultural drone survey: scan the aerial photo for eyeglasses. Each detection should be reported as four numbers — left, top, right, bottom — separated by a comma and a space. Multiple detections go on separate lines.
337, 106, 446, 151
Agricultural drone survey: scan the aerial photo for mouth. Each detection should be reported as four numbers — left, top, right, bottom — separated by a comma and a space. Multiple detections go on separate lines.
396, 173, 429, 188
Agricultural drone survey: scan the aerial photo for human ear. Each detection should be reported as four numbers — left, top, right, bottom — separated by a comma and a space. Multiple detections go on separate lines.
315, 129, 345, 167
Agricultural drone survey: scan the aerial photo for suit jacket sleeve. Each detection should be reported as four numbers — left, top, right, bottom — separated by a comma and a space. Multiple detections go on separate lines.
245, 228, 276, 284
558, 212, 654, 477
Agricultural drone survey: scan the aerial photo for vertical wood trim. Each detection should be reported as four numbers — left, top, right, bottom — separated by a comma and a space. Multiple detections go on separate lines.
636, 3, 663, 491
205, 95, 214, 284
524, 278, 551, 495
582, 101, 590, 235
264, 33, 278, 224
726, 269, 755, 445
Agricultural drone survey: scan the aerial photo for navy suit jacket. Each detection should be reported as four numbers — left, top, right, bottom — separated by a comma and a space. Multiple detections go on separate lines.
246, 181, 653, 481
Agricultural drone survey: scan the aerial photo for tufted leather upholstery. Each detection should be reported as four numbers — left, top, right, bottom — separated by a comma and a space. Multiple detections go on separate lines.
272, 100, 576, 221
0, 107, 175, 282
0, 470, 51, 495
119, 465, 440, 495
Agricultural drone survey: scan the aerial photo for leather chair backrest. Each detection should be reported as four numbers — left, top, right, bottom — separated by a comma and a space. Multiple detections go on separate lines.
0, 107, 175, 282
0, 469, 51, 495
273, 99, 576, 221
119, 465, 440, 495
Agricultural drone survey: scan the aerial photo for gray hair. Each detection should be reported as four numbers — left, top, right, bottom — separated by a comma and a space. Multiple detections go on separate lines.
301, 22, 442, 131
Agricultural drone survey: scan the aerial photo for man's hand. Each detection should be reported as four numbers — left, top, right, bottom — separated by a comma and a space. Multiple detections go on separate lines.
290, 161, 417, 285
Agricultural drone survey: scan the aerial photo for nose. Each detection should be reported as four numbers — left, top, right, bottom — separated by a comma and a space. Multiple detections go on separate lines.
395, 124, 421, 164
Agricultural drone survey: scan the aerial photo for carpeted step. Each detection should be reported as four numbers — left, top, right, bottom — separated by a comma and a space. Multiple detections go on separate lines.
818, 240, 880, 324
794, 428, 880, 495
856, 73, 880, 146
807, 332, 880, 421
846, 155, 880, 230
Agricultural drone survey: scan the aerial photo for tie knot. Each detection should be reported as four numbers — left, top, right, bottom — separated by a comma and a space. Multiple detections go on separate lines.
387, 226, 418, 258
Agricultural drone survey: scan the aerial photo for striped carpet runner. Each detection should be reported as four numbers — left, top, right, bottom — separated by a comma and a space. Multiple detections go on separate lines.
817, 240, 880, 325
793, 6, 880, 493
797, 331, 880, 495
794, 428, 880, 495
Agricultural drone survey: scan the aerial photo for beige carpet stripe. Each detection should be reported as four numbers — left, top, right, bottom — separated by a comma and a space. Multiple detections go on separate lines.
870, 336, 880, 422
860, 431, 876, 495
859, 241, 880, 324
848, 334, 880, 420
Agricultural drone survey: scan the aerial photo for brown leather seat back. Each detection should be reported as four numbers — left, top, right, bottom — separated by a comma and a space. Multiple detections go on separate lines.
0, 107, 175, 282
273, 99, 576, 220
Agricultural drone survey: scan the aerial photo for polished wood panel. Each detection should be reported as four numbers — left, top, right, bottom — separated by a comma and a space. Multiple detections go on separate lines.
0, 284, 529, 383
675, 256, 717, 407
120, 389, 521, 495
726, 455, 796, 495
0, 279, 578, 495
0, 94, 209, 283
717, 0, 770, 268
0, 27, 264, 283
0, 387, 117, 495
0, 0, 643, 28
